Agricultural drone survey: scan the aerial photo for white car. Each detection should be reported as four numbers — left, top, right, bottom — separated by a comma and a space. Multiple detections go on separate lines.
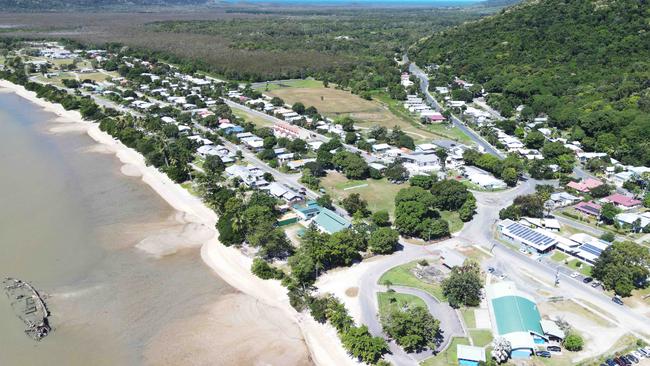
570, 272, 580, 278
632, 351, 643, 359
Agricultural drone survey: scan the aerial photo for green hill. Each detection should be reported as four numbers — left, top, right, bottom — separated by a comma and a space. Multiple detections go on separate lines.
412, 0, 650, 166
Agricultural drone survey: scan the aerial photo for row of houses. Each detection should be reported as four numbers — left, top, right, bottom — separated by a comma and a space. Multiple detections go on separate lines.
403, 94, 445, 123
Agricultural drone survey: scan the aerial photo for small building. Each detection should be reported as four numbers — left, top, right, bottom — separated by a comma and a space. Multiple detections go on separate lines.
497, 219, 557, 253
311, 208, 351, 234
573, 201, 601, 217
520, 217, 561, 232
457, 344, 486, 366
615, 212, 650, 232
567, 233, 612, 264
566, 178, 603, 193
440, 249, 467, 269
550, 192, 580, 208
600, 193, 642, 210
293, 201, 323, 220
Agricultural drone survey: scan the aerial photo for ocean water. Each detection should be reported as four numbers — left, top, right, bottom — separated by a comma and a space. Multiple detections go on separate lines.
0, 91, 311, 365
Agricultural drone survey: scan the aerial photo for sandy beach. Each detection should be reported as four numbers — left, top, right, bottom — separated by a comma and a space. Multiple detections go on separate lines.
0, 79, 356, 366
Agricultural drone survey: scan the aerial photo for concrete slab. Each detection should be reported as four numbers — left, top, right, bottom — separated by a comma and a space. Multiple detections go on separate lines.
475, 308, 492, 329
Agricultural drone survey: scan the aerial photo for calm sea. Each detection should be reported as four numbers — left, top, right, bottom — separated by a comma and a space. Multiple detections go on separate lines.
225, 0, 483, 5
0, 91, 233, 365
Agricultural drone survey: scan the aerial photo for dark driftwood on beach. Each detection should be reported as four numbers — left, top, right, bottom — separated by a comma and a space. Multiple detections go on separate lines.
3, 277, 52, 341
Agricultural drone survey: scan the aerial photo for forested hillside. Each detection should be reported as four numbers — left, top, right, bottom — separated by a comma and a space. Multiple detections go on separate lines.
412, 0, 650, 166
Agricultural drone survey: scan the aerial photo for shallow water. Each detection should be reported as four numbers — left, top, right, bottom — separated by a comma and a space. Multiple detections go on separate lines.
0, 91, 311, 366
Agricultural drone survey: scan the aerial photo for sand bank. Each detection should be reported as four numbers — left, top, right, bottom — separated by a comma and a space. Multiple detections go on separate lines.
0, 80, 356, 366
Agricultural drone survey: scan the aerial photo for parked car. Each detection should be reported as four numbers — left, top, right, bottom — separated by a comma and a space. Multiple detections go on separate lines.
605, 359, 616, 366
632, 351, 643, 359
620, 356, 632, 365
592, 280, 601, 288
612, 296, 624, 305
547, 345, 562, 352
536, 351, 551, 358
614, 356, 627, 366
570, 272, 580, 278
488, 267, 495, 273
583, 277, 593, 283
627, 354, 639, 363
639, 348, 650, 357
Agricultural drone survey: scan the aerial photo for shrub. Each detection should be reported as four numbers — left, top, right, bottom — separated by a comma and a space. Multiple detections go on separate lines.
563, 333, 584, 351
251, 258, 285, 280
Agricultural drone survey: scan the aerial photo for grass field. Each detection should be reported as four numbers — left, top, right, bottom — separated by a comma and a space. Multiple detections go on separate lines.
378, 260, 446, 301
421, 337, 470, 366
255, 78, 324, 91
377, 292, 427, 316
77, 71, 115, 83
232, 108, 273, 128
264, 81, 471, 144
321, 171, 405, 215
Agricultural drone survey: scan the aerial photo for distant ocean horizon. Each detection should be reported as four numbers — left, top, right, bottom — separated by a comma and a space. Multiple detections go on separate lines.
223, 0, 484, 6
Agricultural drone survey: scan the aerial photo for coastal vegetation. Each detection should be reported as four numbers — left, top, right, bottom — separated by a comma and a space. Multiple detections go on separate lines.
412, 0, 650, 166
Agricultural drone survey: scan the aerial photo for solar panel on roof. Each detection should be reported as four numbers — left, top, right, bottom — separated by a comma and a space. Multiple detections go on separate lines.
580, 244, 603, 256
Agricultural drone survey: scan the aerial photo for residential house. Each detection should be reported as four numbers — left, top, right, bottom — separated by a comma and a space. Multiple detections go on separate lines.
573, 201, 601, 217
600, 193, 642, 210
311, 208, 351, 234
566, 178, 603, 193
550, 192, 580, 208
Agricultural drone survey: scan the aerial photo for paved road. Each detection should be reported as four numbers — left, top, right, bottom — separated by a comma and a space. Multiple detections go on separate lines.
390, 285, 465, 360
407, 62, 505, 159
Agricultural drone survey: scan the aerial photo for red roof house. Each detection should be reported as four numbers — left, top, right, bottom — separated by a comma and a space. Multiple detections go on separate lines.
601, 193, 642, 208
566, 178, 603, 193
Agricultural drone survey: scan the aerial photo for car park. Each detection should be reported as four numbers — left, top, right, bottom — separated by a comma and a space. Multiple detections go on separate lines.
621, 356, 632, 365
605, 359, 616, 366
614, 356, 628, 366
547, 345, 562, 353
583, 277, 593, 283
639, 348, 650, 357
536, 351, 551, 358
632, 351, 643, 359
570, 272, 580, 278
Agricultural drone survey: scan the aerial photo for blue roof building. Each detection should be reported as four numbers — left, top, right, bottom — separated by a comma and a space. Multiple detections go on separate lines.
292, 201, 323, 220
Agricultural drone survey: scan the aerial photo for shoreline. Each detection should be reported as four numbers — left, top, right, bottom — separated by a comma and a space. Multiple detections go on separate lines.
0, 80, 356, 366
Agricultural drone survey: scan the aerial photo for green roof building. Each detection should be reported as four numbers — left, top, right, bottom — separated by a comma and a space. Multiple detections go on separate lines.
312, 208, 351, 234
486, 281, 547, 359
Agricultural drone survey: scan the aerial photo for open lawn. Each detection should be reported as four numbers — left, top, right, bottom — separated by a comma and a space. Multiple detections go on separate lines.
255, 78, 324, 91
543, 300, 614, 328
440, 210, 464, 234
460, 308, 476, 328
321, 171, 405, 215
77, 71, 115, 83
377, 292, 427, 315
469, 329, 493, 347
378, 260, 446, 301
567, 258, 592, 276
551, 251, 569, 262
264, 81, 470, 144
232, 108, 273, 128
420, 337, 470, 366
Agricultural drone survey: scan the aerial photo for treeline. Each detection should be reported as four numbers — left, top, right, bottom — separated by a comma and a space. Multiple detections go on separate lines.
412, 0, 650, 166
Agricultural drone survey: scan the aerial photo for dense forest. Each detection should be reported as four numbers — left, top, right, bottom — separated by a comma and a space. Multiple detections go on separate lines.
412, 0, 650, 166
145, 9, 484, 87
